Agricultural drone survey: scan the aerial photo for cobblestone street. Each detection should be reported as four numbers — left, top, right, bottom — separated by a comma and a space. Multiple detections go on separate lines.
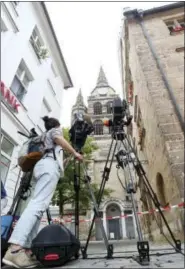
3, 240, 185, 268
60, 240, 185, 268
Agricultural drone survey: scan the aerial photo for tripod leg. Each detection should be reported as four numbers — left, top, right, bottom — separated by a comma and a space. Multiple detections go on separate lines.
82, 165, 113, 259
86, 180, 110, 248
121, 140, 143, 241
81, 138, 117, 258
119, 139, 150, 265
46, 208, 52, 224
7, 172, 33, 216
74, 160, 80, 240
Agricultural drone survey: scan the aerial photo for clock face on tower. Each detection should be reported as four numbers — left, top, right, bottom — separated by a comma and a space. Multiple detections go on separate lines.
97, 87, 108, 95
91, 86, 115, 97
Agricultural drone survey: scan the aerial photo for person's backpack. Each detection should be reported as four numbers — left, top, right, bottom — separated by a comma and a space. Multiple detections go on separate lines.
18, 134, 46, 172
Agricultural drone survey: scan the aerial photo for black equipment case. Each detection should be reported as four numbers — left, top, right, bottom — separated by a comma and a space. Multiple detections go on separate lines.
31, 223, 80, 267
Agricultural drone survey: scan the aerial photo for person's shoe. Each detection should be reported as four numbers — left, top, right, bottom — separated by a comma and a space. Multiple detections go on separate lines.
25, 250, 41, 266
30, 254, 41, 265
2, 248, 38, 268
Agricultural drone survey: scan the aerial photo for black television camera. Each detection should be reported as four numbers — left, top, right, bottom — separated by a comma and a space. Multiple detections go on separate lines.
103, 97, 133, 140
69, 112, 94, 152
104, 97, 132, 129
112, 97, 132, 127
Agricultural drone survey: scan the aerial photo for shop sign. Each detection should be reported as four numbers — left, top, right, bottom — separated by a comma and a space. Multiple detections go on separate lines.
1, 81, 20, 113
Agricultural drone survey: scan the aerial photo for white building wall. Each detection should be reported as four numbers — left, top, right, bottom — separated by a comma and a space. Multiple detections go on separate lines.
1, 2, 64, 128
1, 2, 70, 213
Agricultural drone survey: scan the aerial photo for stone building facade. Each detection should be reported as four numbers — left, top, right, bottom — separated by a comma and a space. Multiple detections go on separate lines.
119, 2, 184, 241
71, 67, 138, 240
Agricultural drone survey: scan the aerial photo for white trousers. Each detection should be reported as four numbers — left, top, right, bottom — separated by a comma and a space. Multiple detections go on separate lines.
8, 157, 60, 248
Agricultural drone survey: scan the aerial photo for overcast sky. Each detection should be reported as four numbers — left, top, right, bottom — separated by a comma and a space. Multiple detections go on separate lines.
46, 1, 174, 127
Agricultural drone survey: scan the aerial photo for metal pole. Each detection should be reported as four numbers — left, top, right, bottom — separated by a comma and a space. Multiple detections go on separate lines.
74, 159, 80, 240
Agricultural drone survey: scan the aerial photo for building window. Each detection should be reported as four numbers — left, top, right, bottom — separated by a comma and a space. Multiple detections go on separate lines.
134, 95, 138, 122
51, 63, 57, 77
93, 120, 103, 135
137, 106, 142, 127
1, 134, 14, 184
38, 98, 51, 131
30, 26, 48, 60
128, 81, 134, 105
93, 102, 102, 115
10, 60, 32, 102
156, 173, 168, 207
1, 18, 8, 32
175, 47, 185, 53
178, 18, 185, 28
47, 79, 56, 96
165, 18, 185, 34
11, 1, 19, 14
12, 2, 19, 6
136, 106, 145, 150
106, 101, 112, 114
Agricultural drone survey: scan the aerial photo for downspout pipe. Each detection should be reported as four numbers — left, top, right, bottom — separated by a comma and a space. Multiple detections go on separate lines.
134, 11, 184, 132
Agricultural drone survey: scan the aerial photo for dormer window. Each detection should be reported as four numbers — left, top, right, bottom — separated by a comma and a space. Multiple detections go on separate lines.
165, 18, 185, 35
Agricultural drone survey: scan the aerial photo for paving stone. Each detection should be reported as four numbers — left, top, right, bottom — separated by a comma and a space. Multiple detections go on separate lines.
3, 242, 184, 268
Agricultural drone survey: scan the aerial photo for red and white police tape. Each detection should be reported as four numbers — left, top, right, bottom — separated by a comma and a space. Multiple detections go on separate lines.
41, 202, 185, 224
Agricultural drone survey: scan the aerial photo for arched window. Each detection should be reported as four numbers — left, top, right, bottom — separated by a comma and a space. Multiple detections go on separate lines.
93, 102, 102, 115
93, 120, 103, 135
156, 173, 167, 207
106, 101, 112, 114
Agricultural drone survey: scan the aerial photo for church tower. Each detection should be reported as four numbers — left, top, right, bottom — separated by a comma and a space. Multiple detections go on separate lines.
71, 89, 87, 124
88, 66, 118, 139
87, 67, 136, 241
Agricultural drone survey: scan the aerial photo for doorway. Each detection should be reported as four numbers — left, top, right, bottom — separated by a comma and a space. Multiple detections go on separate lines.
106, 204, 122, 240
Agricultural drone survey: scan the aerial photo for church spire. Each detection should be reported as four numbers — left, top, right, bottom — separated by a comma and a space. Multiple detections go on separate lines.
75, 88, 84, 107
96, 66, 109, 87
71, 88, 87, 124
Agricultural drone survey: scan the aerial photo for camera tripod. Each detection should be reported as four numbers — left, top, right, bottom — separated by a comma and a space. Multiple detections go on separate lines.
9, 151, 74, 228
7, 170, 52, 227
80, 125, 181, 264
72, 150, 113, 259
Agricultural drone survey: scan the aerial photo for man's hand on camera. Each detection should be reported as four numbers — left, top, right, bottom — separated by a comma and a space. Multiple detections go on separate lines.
74, 151, 83, 161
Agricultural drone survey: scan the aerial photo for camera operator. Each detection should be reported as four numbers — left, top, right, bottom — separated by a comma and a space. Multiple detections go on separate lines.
3, 116, 83, 268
